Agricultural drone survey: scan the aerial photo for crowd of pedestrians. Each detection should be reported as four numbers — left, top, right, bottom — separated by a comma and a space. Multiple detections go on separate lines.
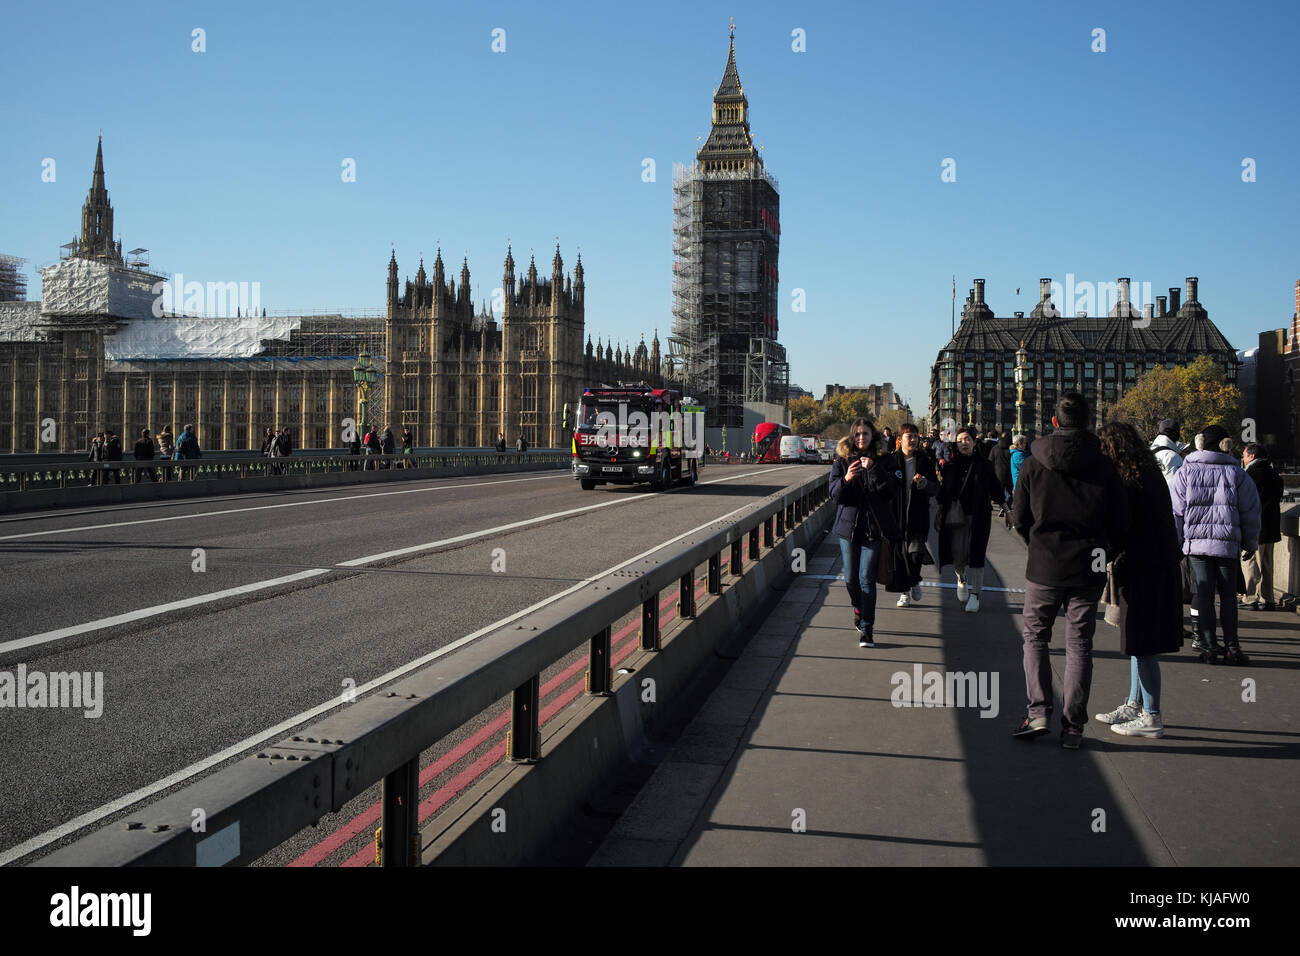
829, 393, 1284, 749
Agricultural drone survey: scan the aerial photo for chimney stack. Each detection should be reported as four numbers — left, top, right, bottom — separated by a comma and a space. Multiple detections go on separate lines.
1185, 276, 1198, 304
1142, 303, 1153, 321
1039, 278, 1052, 300
1014, 311, 1024, 319
974, 278, 985, 305
1118, 277, 1131, 302
1156, 295, 1166, 317
1168, 287, 1181, 313
1076, 311, 1087, 319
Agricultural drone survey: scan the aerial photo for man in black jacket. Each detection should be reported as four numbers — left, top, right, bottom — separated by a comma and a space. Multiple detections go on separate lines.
989, 431, 1013, 517
1010, 392, 1130, 749
1240, 444, 1283, 610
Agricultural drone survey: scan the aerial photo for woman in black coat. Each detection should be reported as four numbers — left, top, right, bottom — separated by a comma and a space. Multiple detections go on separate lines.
829, 419, 901, 648
1094, 422, 1183, 738
934, 425, 1003, 612
886, 424, 939, 606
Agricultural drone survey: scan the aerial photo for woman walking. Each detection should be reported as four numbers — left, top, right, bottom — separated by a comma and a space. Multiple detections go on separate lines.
886, 423, 939, 607
1169, 424, 1261, 664
935, 425, 1003, 612
1094, 422, 1184, 737
829, 419, 901, 648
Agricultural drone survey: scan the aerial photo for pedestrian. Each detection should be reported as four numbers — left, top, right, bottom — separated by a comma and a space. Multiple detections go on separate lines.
1009, 434, 1028, 489
881, 427, 895, 453
86, 431, 106, 486
381, 426, 395, 468
104, 430, 123, 484
1010, 392, 1130, 749
173, 422, 202, 479
516, 433, 528, 456
935, 425, 1004, 613
260, 427, 275, 457
349, 430, 361, 470
364, 425, 379, 469
133, 427, 157, 482
401, 426, 414, 467
1239, 443, 1282, 611
1094, 422, 1184, 738
830, 419, 901, 648
931, 429, 950, 468
156, 425, 175, 481
1149, 419, 1187, 483
1170, 424, 1261, 664
989, 430, 1013, 517
496, 431, 507, 454
887, 423, 938, 607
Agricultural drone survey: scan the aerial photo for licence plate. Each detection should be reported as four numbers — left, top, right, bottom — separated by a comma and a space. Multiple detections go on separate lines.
603, 466, 622, 472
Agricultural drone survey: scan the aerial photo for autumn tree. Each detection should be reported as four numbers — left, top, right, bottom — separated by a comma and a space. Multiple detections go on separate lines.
790, 396, 828, 434
1110, 356, 1244, 442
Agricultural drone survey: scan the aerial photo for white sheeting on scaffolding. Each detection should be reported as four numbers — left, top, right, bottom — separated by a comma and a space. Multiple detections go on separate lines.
0, 301, 44, 342
40, 256, 160, 321
103, 315, 301, 359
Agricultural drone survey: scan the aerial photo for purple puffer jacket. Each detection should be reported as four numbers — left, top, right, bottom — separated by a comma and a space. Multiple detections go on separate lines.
1169, 450, 1261, 557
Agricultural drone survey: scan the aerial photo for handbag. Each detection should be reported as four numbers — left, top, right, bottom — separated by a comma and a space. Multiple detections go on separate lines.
943, 460, 975, 528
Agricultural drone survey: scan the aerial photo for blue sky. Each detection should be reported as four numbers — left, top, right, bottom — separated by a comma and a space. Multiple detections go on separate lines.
2, 0, 1297, 415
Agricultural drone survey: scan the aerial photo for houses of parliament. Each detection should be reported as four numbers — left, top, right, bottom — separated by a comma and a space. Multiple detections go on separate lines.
0, 139, 668, 454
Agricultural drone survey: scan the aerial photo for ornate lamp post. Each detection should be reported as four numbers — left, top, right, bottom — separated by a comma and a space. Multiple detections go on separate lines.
1014, 341, 1028, 434
966, 387, 975, 427
353, 349, 377, 436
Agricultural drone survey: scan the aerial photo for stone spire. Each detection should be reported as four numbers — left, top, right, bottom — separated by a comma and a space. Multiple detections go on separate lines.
76, 134, 123, 264
697, 23, 761, 174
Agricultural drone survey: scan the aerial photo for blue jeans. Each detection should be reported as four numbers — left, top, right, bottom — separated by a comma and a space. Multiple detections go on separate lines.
839, 536, 882, 626
1128, 656, 1161, 713
1189, 556, 1238, 648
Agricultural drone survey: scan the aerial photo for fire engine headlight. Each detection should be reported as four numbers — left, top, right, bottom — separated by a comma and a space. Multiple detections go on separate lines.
632, 450, 641, 458
637, 465, 654, 474
576, 464, 589, 474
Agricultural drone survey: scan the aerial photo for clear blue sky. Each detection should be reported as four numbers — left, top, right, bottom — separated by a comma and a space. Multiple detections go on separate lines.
2, 0, 1297, 415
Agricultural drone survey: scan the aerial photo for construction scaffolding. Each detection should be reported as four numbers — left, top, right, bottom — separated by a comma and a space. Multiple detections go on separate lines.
669, 162, 716, 407
0, 254, 27, 302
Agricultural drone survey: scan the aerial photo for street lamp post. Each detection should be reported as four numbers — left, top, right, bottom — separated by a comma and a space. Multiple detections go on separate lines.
966, 387, 974, 428
353, 348, 377, 444
1014, 341, 1028, 435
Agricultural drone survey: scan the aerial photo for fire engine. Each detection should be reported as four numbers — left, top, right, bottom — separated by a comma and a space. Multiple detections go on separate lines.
571, 383, 703, 491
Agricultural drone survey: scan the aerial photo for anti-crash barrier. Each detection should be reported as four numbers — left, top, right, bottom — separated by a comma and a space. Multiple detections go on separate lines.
33, 470, 831, 867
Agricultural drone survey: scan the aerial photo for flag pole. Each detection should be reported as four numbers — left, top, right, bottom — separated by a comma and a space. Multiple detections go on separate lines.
951, 275, 955, 338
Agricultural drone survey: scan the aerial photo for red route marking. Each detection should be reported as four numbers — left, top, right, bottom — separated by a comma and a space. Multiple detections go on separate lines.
339, 626, 650, 868
290, 578, 709, 867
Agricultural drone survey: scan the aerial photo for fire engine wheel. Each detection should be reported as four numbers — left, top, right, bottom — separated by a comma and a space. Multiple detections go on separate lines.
655, 458, 673, 491
580, 479, 595, 491
682, 460, 697, 487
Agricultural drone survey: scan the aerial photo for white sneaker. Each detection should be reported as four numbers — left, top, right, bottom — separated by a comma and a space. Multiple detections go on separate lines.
897, 593, 911, 607
956, 581, 968, 603
1095, 700, 1142, 725
964, 593, 979, 613
911, 585, 922, 601
1111, 710, 1164, 738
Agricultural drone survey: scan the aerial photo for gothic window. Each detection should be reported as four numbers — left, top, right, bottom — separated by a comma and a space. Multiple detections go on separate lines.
526, 327, 540, 352
210, 387, 222, 410
405, 380, 418, 408
314, 387, 327, 413
185, 387, 197, 410
289, 386, 301, 414
262, 387, 274, 414
235, 388, 247, 413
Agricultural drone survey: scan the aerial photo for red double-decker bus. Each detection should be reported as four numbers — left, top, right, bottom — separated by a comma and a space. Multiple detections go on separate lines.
753, 422, 792, 463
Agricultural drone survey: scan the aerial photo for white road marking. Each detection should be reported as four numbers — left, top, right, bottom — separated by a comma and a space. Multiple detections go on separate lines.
0, 478, 794, 866
0, 473, 567, 541
1, 466, 795, 654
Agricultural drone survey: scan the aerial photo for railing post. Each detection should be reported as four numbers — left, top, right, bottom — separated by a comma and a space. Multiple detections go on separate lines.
730, 538, 743, 577
641, 596, 660, 651
678, 571, 695, 619
749, 524, 760, 560
379, 757, 420, 867
586, 626, 612, 695
776, 507, 785, 538
763, 515, 774, 548
707, 552, 721, 594
506, 675, 540, 762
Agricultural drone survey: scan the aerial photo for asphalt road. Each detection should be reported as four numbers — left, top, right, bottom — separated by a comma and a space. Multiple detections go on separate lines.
0, 461, 813, 865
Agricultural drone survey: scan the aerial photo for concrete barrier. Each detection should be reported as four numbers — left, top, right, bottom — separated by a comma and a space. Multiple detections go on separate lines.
421, 494, 832, 866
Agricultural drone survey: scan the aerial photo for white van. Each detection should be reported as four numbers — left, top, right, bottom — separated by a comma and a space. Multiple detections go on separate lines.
779, 435, 804, 462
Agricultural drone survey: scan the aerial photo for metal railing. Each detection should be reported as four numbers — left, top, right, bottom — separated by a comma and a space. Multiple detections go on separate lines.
33, 471, 830, 867
0, 450, 569, 493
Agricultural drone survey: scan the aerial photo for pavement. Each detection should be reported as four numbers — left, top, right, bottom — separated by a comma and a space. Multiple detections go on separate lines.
590, 514, 1299, 866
